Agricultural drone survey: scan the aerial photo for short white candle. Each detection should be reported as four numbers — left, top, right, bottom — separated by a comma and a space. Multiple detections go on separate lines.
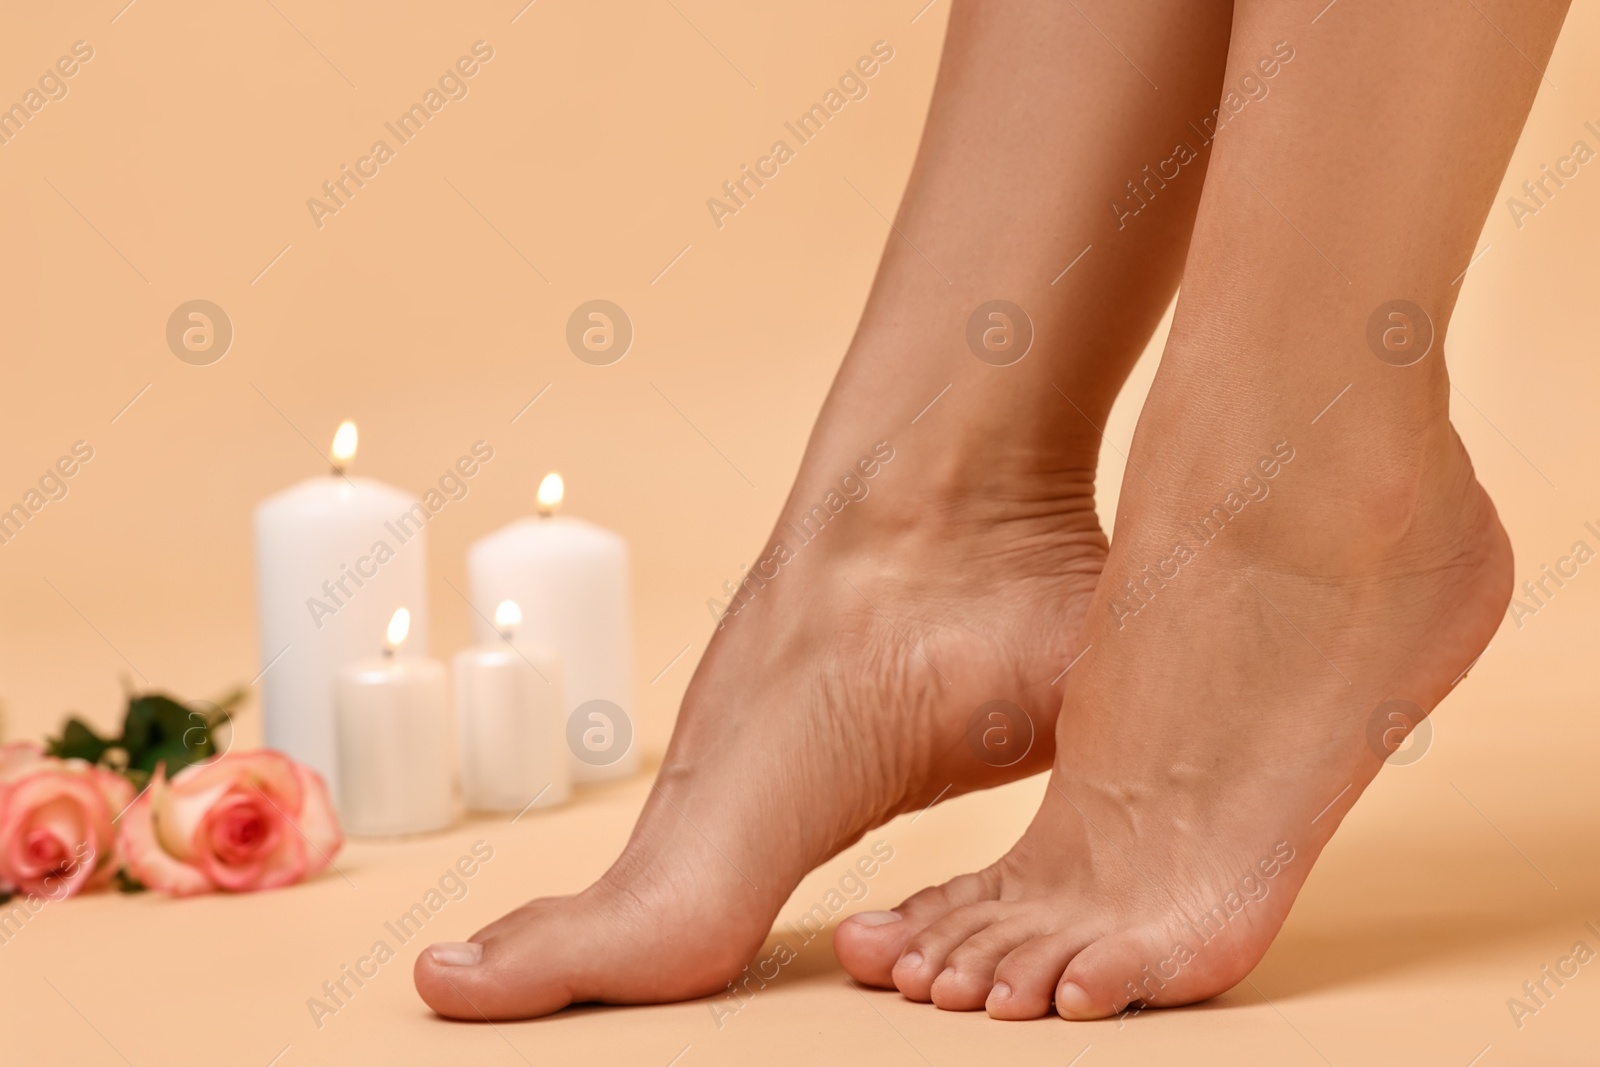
467, 473, 637, 782
334, 608, 455, 837
254, 421, 431, 800
453, 600, 570, 812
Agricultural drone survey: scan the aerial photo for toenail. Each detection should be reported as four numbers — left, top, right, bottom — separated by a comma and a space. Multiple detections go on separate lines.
851, 910, 903, 926
989, 981, 1012, 1002
898, 951, 924, 971
428, 941, 483, 966
1056, 981, 1094, 1017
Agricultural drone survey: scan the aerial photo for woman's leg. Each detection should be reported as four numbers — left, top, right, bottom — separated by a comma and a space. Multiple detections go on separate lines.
840, 0, 1569, 1019
416, 0, 1233, 1019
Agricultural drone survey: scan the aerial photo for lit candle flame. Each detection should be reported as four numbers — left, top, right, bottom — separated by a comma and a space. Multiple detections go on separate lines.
385, 607, 411, 653
330, 421, 358, 473
537, 472, 564, 516
494, 599, 522, 639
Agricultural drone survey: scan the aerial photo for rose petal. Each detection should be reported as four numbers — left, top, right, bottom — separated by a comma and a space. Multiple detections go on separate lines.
0, 741, 46, 782
155, 749, 306, 861
173, 749, 303, 812
0, 772, 108, 898
290, 763, 343, 876
117, 770, 211, 896
209, 794, 283, 864
93, 765, 135, 819
189, 791, 291, 892
20, 796, 87, 863
17, 829, 69, 891
110, 750, 341, 896
151, 773, 231, 861
246, 829, 309, 891
199, 823, 306, 893
81, 767, 134, 888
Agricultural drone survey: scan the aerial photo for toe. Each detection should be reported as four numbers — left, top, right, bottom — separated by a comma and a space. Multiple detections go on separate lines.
461, 897, 543, 944
988, 927, 1100, 1020
414, 888, 757, 1020
416, 895, 585, 1023
1057, 929, 1170, 1020
414, 922, 576, 1020
891, 900, 1007, 1002
929, 918, 1044, 1012
414, 896, 590, 1020
835, 871, 997, 988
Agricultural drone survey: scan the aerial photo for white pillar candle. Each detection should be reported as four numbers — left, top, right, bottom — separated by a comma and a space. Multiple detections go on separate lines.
253, 422, 431, 800
467, 473, 637, 782
452, 600, 570, 812
334, 609, 455, 836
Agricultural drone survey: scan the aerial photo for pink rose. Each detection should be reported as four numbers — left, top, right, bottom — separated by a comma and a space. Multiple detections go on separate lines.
0, 741, 132, 900
119, 749, 342, 896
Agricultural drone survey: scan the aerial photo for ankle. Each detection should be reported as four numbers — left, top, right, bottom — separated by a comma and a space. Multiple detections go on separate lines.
1211, 422, 1490, 579
775, 410, 1107, 552
817, 450, 1108, 575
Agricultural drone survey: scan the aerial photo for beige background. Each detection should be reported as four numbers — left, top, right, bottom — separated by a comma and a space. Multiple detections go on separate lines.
2, 1, 1599, 1063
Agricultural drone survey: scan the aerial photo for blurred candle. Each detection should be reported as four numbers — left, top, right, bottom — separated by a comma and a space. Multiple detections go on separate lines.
253, 421, 430, 800
334, 608, 455, 836
467, 473, 637, 782
453, 600, 570, 812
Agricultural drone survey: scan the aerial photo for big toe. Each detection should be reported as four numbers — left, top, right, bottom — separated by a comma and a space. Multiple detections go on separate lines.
415, 883, 769, 1020
835, 871, 997, 988
1056, 928, 1177, 1021
414, 901, 579, 1020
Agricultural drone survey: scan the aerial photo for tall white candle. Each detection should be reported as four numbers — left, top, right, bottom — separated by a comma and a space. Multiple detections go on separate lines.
254, 422, 431, 800
334, 608, 455, 836
467, 473, 637, 782
453, 600, 570, 812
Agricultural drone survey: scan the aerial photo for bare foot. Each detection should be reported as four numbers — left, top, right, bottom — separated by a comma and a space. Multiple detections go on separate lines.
834, 0, 1566, 1017
413, 434, 1106, 1018
836, 395, 1512, 1018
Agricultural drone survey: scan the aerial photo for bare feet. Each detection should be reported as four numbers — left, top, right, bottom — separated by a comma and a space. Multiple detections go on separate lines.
414, 0, 1237, 1021
835, 376, 1513, 1019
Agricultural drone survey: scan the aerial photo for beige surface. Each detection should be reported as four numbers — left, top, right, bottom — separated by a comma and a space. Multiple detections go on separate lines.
5, 727, 1600, 1067
2, 1, 1599, 1063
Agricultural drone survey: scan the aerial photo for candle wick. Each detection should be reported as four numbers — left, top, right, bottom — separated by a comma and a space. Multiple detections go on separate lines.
498, 626, 514, 642
383, 646, 395, 659
331, 464, 345, 477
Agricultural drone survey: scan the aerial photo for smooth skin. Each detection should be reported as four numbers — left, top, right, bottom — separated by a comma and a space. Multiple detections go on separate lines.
417, 0, 1571, 1022
836, 0, 1569, 1020
415, 0, 1234, 1020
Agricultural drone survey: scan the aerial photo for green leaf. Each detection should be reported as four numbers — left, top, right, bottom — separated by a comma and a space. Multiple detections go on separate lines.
114, 869, 147, 894
38, 688, 245, 791
44, 717, 114, 765
207, 687, 247, 722
121, 694, 221, 778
